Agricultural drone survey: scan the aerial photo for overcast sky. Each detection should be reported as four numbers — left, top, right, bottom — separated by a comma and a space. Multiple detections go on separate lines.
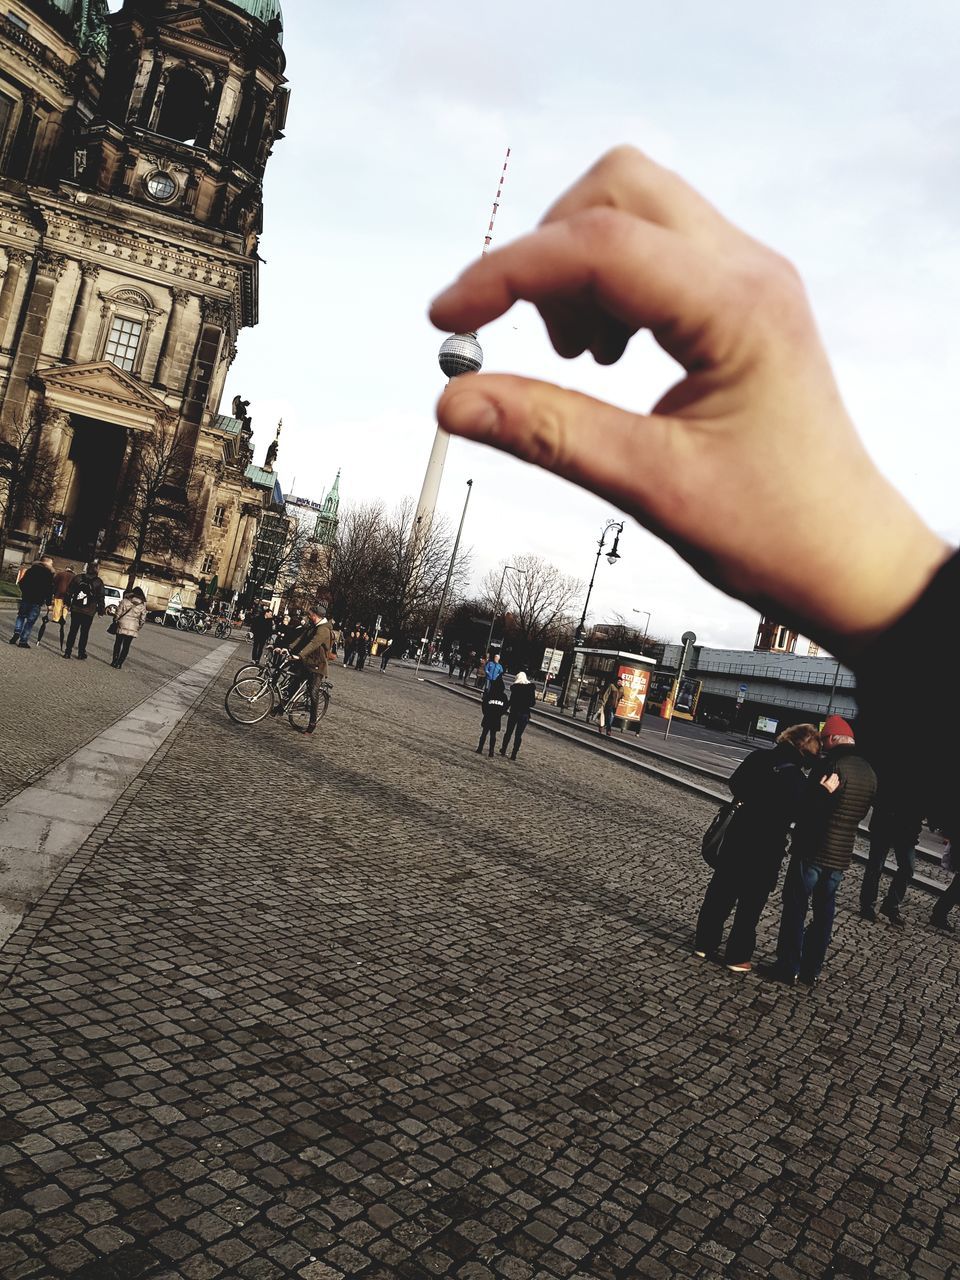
219, 0, 960, 648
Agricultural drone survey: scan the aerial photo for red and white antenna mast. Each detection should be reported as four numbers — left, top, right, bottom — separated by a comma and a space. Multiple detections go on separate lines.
482, 146, 511, 257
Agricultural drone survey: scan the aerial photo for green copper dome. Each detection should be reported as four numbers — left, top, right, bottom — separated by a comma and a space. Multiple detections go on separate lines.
225, 0, 283, 41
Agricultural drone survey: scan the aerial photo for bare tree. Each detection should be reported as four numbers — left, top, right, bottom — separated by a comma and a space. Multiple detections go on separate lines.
325, 501, 388, 624
481, 553, 581, 665
119, 424, 192, 589
378, 499, 466, 643
0, 411, 58, 566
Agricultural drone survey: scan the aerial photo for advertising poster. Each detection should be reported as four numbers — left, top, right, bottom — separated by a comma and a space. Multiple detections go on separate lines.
616, 663, 651, 721
672, 676, 702, 721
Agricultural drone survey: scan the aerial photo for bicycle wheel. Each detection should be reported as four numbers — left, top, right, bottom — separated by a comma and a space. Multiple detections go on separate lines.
288, 688, 329, 731
233, 661, 263, 682
224, 676, 274, 724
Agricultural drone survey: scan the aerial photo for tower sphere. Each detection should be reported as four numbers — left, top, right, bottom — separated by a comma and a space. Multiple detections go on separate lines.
439, 332, 483, 379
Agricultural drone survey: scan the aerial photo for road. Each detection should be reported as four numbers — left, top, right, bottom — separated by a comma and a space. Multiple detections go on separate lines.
0, 636, 957, 1279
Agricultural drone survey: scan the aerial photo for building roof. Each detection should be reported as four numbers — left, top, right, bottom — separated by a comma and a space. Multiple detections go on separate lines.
223, 0, 283, 41
244, 465, 284, 507
213, 414, 245, 436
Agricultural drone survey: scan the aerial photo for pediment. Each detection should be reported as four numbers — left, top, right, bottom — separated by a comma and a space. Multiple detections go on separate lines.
158, 9, 241, 55
37, 363, 171, 432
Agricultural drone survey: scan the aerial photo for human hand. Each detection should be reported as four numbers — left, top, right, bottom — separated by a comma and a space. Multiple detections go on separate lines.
430, 147, 951, 657
819, 773, 841, 794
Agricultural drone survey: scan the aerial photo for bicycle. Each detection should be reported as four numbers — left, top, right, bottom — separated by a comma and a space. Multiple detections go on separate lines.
214, 618, 232, 638
225, 656, 332, 730
233, 638, 279, 685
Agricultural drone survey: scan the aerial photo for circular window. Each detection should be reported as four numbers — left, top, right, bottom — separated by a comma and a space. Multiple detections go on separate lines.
145, 171, 177, 201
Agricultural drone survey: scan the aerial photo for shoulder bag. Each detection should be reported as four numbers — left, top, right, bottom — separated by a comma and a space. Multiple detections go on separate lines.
701, 800, 743, 868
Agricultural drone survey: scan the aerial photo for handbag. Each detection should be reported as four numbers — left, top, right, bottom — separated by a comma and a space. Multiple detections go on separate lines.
701, 800, 742, 868
107, 619, 118, 635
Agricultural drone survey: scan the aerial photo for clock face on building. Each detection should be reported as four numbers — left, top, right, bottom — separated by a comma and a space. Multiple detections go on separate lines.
145, 171, 177, 201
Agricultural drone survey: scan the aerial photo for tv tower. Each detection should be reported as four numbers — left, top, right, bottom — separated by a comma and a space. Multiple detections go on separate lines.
414, 147, 510, 533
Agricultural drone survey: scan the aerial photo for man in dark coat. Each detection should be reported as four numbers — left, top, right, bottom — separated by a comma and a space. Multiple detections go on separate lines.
765, 715, 877, 986
9, 556, 54, 647
500, 671, 537, 760
859, 777, 923, 928
250, 607, 274, 665
695, 723, 821, 970
64, 561, 106, 659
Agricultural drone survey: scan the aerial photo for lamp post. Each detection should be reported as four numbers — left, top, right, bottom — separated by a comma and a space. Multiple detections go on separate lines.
632, 608, 651, 654
416, 479, 473, 675
573, 520, 624, 648
484, 563, 525, 660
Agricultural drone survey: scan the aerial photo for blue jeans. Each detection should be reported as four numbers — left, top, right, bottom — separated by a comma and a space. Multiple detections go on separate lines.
12, 601, 41, 644
777, 855, 844, 979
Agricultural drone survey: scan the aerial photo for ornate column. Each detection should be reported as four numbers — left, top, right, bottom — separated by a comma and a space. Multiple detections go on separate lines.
41, 261, 83, 360
8, 91, 38, 180
233, 504, 259, 593
0, 249, 32, 351
62, 263, 101, 363
156, 288, 192, 389
44, 409, 75, 517
175, 296, 230, 477
126, 46, 156, 122
1, 251, 67, 426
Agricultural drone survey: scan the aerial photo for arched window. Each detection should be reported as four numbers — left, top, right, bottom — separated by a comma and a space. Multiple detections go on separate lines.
156, 67, 207, 146
98, 288, 159, 376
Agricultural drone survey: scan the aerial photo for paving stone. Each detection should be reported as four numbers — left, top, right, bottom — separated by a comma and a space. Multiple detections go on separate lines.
0, 655, 958, 1278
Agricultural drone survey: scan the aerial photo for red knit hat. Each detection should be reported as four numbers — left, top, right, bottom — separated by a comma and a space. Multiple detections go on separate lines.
822, 715, 854, 740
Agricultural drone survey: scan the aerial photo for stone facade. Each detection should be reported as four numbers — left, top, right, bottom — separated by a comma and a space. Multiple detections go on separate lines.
0, 0, 289, 608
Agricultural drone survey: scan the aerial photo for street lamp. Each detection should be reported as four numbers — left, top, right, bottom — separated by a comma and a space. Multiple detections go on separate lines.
632, 608, 651, 654
484, 563, 525, 660
573, 520, 624, 647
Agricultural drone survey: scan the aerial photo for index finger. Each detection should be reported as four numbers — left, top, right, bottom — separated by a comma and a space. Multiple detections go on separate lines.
430, 208, 729, 371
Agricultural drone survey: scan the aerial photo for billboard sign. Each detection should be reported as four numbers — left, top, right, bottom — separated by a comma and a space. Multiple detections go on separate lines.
616, 663, 651, 721
756, 716, 779, 735
541, 647, 564, 678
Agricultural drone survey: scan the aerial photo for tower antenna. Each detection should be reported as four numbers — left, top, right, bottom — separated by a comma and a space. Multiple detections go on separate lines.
482, 146, 511, 257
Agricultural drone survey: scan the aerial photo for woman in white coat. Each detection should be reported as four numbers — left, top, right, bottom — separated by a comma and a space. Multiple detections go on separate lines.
111, 587, 148, 669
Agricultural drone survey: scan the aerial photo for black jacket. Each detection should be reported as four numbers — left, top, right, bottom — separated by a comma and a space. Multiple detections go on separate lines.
791, 745, 877, 871
508, 682, 536, 717
18, 562, 54, 606
482, 679, 508, 730
724, 743, 808, 858
250, 615, 274, 642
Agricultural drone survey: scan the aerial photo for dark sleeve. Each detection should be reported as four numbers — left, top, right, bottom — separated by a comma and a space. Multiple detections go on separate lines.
854, 549, 960, 834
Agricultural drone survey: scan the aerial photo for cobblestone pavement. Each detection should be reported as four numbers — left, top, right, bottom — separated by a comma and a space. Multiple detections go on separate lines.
0, 613, 229, 805
1, 661, 958, 1279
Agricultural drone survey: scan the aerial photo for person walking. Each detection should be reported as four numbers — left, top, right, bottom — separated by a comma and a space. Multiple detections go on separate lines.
50, 564, 76, 632
694, 724, 822, 972
599, 678, 623, 736
9, 556, 54, 648
343, 628, 358, 667
500, 671, 537, 760
250, 607, 274, 665
110, 587, 147, 668
64, 562, 106, 659
477, 675, 508, 756
379, 639, 393, 672
859, 783, 924, 928
763, 715, 877, 987
461, 649, 477, 685
356, 630, 370, 671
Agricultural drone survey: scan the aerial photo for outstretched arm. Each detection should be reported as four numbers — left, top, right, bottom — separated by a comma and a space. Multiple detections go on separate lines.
430, 146, 952, 661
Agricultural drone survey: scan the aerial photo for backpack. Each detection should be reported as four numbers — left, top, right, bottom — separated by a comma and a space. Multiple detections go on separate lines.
69, 577, 91, 608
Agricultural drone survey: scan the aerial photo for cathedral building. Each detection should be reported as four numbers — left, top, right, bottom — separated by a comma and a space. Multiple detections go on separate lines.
0, 0, 289, 607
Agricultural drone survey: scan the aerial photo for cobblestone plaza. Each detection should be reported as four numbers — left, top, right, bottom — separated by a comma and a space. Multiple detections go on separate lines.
0, 627, 958, 1279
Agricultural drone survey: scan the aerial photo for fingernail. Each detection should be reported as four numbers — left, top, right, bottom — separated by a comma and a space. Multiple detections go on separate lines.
441, 391, 500, 436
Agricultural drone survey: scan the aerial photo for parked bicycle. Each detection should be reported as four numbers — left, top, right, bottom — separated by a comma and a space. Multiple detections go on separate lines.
214, 618, 232, 638
224, 655, 332, 730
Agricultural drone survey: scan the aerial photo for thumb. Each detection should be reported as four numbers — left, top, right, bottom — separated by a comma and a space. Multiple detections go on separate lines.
437, 372, 674, 519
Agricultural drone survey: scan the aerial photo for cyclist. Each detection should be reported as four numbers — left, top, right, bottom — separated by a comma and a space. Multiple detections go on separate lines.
272, 600, 334, 734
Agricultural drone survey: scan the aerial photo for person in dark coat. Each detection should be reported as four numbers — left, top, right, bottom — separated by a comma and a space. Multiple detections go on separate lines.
9, 556, 54, 647
250, 607, 274, 664
355, 630, 370, 671
500, 671, 537, 760
764, 715, 877, 986
859, 778, 923, 928
64, 561, 106, 659
695, 723, 821, 971
477, 675, 508, 756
